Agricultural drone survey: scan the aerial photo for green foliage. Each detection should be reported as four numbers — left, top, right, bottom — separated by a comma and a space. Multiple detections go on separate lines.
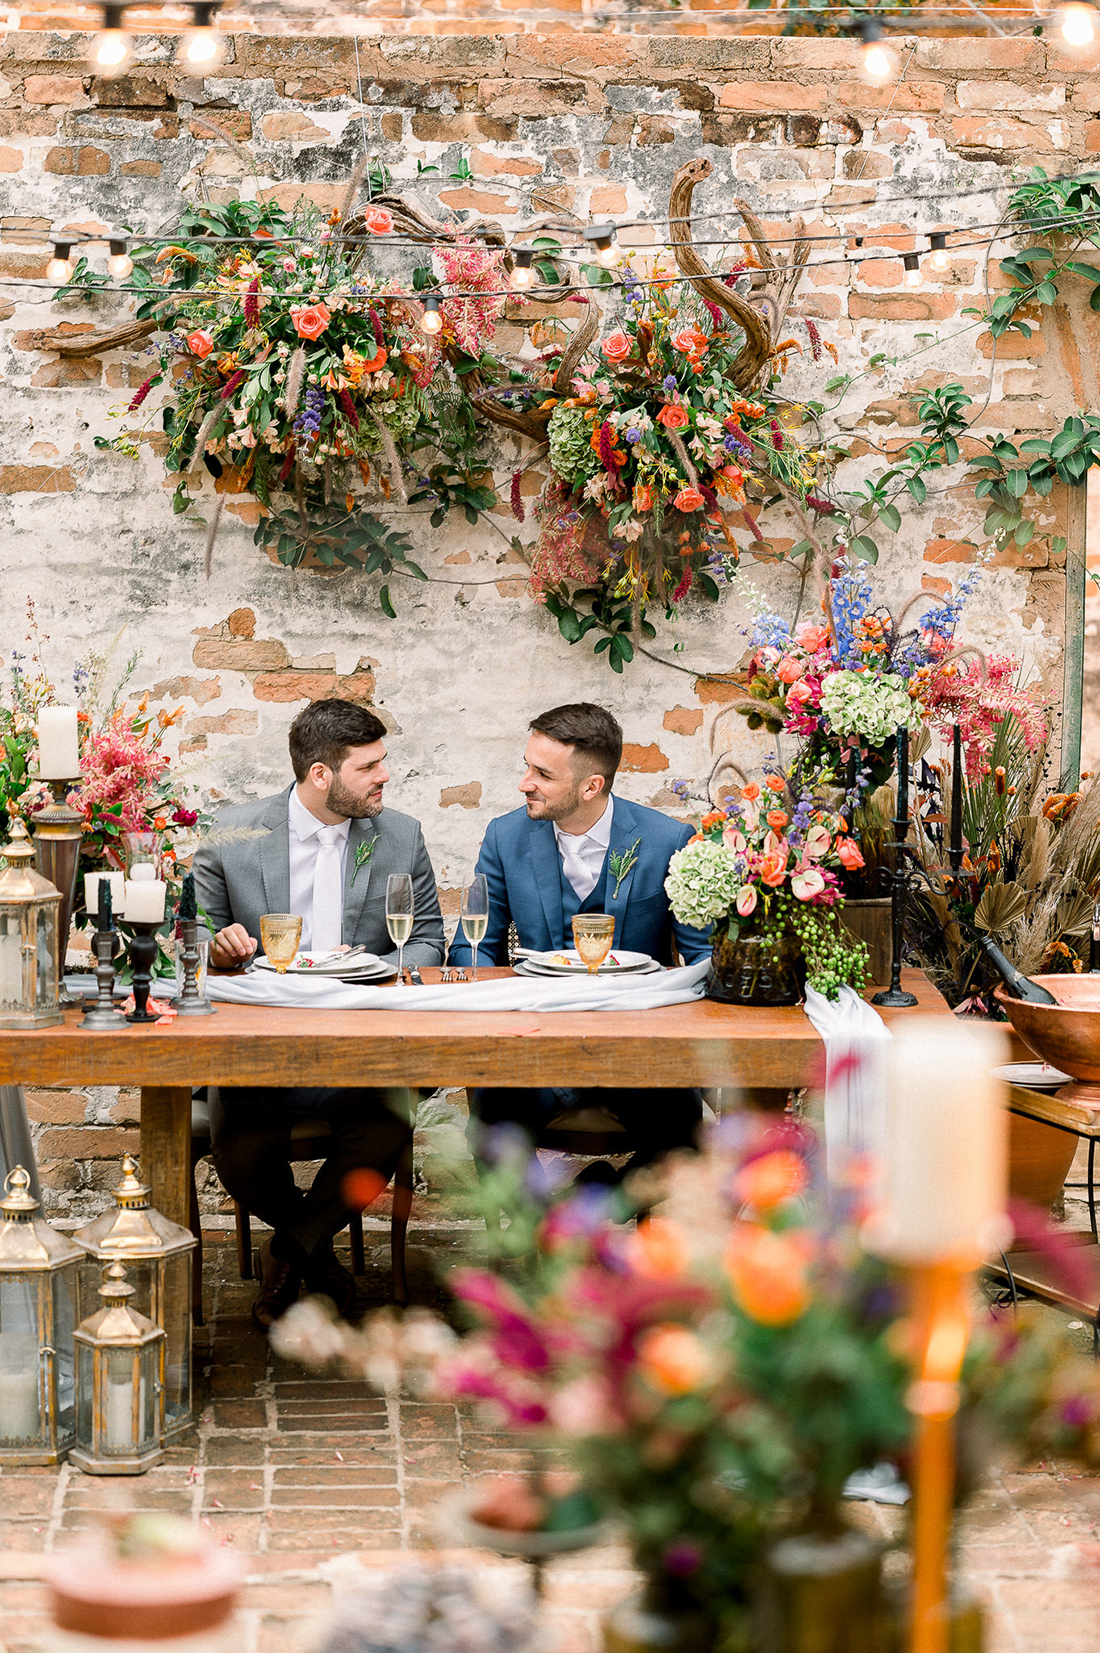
53, 255, 110, 303
254, 501, 425, 619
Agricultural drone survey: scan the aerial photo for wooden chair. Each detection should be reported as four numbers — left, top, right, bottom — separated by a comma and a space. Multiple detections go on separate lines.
188, 1093, 413, 1323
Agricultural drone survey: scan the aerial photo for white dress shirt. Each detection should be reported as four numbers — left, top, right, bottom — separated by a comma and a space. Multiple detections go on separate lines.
288, 787, 351, 950
553, 796, 614, 902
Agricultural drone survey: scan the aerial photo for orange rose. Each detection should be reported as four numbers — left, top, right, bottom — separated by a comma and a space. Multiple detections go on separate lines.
672, 327, 707, 356
186, 329, 214, 358
836, 837, 866, 870
636, 1324, 712, 1396
758, 850, 787, 888
765, 775, 786, 793
735, 1149, 810, 1212
740, 782, 761, 802
362, 206, 393, 235
726, 1224, 813, 1326
766, 810, 789, 831
701, 810, 726, 830
290, 303, 332, 341
633, 483, 654, 512
775, 656, 804, 685
601, 330, 632, 362
673, 486, 705, 513
625, 1218, 689, 1279
656, 403, 689, 431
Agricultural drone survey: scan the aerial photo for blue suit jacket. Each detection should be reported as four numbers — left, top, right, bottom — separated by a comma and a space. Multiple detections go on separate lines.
448, 795, 711, 968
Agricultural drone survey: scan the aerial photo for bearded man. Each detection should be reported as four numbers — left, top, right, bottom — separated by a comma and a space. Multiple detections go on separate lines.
449, 702, 710, 1173
193, 698, 443, 1326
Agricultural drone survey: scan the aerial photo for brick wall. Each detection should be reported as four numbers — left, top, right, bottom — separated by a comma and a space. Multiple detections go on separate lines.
1, 29, 1097, 1210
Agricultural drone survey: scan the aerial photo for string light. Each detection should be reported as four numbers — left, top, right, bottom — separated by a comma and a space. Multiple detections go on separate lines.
420, 293, 442, 334
46, 243, 73, 284
855, 16, 896, 85
181, 1, 224, 64
903, 252, 921, 287
1056, 1, 1096, 44
107, 239, 132, 279
928, 232, 950, 272
509, 244, 536, 290
93, 3, 132, 71
584, 223, 619, 268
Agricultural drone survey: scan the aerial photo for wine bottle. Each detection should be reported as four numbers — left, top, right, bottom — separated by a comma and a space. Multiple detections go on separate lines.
1090, 903, 1100, 975
977, 934, 1058, 1005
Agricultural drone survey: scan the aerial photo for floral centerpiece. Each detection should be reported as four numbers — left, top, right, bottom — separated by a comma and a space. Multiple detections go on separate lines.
664, 778, 868, 1004
529, 276, 821, 670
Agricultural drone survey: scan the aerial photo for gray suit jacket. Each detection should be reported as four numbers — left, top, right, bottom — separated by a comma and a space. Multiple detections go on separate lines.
192, 786, 445, 969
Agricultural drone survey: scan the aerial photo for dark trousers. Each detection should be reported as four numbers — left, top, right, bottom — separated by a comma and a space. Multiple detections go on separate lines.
468, 1086, 703, 1170
209, 1086, 412, 1257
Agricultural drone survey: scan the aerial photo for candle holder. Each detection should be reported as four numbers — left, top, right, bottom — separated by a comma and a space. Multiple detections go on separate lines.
125, 922, 162, 1025
80, 927, 120, 1031
32, 777, 84, 1007
170, 919, 215, 1018
871, 827, 919, 1009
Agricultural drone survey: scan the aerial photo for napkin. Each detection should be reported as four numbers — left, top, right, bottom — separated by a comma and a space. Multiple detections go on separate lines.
802, 984, 892, 1180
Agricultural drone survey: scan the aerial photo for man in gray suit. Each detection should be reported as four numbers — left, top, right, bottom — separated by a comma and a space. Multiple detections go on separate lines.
193, 698, 444, 1327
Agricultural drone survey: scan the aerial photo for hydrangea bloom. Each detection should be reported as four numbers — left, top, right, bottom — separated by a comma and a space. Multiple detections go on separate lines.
664, 839, 742, 929
820, 670, 920, 748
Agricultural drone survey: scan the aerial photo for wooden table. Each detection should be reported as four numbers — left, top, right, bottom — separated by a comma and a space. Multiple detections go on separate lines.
0, 968, 945, 1230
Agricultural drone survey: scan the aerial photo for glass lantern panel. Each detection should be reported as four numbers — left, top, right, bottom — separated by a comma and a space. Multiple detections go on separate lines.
103, 1347, 142, 1455
78, 1256, 154, 1328
163, 1253, 192, 1432
51, 1265, 77, 1433
35, 906, 57, 1010
76, 1342, 95, 1446
0, 1275, 44, 1447
0, 912, 25, 1014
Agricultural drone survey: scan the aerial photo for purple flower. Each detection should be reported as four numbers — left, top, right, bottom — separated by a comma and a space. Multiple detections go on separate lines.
664, 1540, 703, 1577
663, 374, 677, 391
626, 428, 641, 443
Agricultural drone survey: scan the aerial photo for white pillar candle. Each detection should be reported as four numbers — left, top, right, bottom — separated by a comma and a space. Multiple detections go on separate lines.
870, 1016, 1010, 1265
105, 1371, 143, 1451
36, 706, 80, 780
84, 871, 126, 918
129, 864, 156, 883
0, 1339, 40, 1442
122, 880, 166, 923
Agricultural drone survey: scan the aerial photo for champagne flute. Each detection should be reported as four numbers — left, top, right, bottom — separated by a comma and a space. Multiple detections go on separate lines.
571, 913, 616, 977
386, 873, 414, 982
260, 913, 302, 976
461, 873, 489, 982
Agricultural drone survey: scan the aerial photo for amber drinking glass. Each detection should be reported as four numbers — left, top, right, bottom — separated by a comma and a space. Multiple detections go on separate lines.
571, 914, 616, 976
260, 913, 302, 975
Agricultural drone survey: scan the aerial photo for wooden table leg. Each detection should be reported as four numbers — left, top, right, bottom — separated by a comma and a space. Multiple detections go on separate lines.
141, 1086, 193, 1230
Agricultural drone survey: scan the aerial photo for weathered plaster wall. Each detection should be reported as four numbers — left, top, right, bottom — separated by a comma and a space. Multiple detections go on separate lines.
2, 29, 1098, 1208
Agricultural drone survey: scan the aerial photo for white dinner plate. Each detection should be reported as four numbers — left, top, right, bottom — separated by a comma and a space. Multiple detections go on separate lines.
513, 957, 662, 980
521, 948, 654, 975
991, 1061, 1071, 1091
255, 951, 394, 980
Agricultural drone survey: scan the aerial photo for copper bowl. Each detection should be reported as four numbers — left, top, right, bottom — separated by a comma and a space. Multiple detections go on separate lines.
994, 977, 1100, 1086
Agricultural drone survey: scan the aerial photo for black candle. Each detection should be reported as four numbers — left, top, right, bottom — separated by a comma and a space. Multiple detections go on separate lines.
97, 878, 113, 932
896, 725, 909, 826
950, 723, 963, 866
179, 870, 197, 923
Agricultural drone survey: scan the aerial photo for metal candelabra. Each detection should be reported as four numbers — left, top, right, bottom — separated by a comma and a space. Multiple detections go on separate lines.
32, 777, 84, 1006
872, 725, 919, 1010
79, 927, 120, 1030
125, 922, 161, 1025
170, 918, 215, 1017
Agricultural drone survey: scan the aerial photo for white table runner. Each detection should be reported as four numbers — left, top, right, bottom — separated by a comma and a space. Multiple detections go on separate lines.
803, 983, 892, 1178
207, 959, 712, 1014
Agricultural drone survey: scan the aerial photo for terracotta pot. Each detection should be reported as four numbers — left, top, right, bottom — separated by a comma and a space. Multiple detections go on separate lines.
1008, 1110, 1078, 1210
838, 897, 892, 986
707, 929, 804, 1007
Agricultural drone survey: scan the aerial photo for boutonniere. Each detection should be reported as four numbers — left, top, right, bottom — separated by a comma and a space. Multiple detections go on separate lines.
351, 835, 378, 884
609, 838, 641, 899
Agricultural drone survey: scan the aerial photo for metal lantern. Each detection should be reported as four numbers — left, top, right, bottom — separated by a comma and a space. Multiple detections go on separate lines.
74, 1156, 196, 1440
0, 1165, 81, 1465
71, 1259, 165, 1476
0, 820, 63, 1029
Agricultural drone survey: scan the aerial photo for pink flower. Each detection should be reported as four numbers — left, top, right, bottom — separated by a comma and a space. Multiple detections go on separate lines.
736, 885, 758, 917
775, 656, 804, 685
290, 303, 332, 341
786, 679, 816, 712
759, 851, 787, 888
550, 1376, 623, 1436
795, 622, 830, 652
362, 206, 394, 235
186, 329, 214, 358
722, 825, 747, 853
791, 866, 826, 901
282, 257, 297, 272
802, 824, 831, 860
837, 837, 866, 871
600, 330, 631, 362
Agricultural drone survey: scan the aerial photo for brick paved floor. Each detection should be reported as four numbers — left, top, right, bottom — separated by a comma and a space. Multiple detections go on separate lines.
5, 1227, 1100, 1652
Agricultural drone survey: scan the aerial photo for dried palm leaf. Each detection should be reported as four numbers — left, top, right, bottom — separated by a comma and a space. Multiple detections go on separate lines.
974, 881, 1028, 935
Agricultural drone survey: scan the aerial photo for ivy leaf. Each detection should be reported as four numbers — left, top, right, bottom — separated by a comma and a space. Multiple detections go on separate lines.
379, 585, 397, 620
907, 474, 927, 504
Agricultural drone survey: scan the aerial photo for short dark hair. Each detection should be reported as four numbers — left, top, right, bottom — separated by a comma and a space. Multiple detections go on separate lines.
528, 703, 622, 787
288, 699, 386, 782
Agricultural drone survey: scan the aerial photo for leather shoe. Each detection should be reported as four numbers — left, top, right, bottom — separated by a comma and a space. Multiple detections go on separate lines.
253, 1236, 301, 1330
573, 1160, 622, 1187
302, 1241, 357, 1319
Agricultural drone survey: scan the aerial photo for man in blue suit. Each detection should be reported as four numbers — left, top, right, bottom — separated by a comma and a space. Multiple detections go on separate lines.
449, 702, 710, 1172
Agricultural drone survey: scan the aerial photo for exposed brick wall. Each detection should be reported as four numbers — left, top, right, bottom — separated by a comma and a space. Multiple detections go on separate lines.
2, 30, 1097, 1210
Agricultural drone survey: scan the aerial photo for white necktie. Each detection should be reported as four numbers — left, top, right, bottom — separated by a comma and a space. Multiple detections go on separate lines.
560, 833, 599, 901
311, 826, 344, 952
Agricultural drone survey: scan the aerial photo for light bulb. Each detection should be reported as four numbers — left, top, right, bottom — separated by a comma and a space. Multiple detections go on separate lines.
184, 26, 220, 61
584, 222, 618, 269
47, 244, 73, 284
928, 233, 949, 272
903, 253, 921, 288
420, 295, 442, 335
108, 240, 132, 279
1059, 2, 1095, 45
861, 40, 894, 83
95, 27, 131, 67
509, 245, 535, 290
